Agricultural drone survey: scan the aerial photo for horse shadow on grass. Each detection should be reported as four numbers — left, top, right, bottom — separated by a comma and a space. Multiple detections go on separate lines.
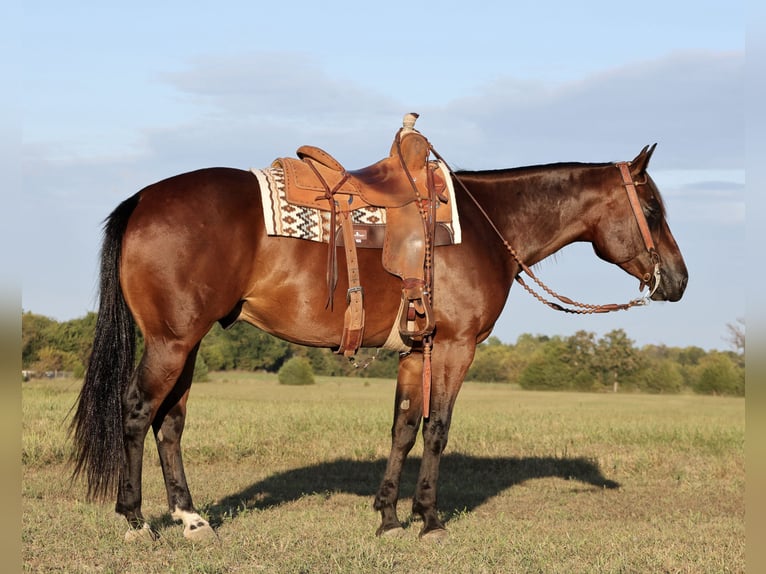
198, 454, 619, 530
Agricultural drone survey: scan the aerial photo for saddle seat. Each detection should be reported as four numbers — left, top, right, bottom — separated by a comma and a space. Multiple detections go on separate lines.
277, 129, 444, 211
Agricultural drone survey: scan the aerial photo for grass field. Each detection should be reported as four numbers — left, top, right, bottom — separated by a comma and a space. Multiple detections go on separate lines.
22, 373, 744, 573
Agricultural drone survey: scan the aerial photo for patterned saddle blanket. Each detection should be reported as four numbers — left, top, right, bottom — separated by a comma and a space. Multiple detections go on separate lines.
251, 161, 461, 248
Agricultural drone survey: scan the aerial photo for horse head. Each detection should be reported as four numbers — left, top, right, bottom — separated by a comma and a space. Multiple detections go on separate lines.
590, 144, 688, 302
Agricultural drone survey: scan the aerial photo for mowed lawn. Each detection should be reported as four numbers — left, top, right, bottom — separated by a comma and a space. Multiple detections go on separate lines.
22, 373, 744, 573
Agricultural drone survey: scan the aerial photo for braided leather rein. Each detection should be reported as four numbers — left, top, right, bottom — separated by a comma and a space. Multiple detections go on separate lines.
429, 146, 661, 314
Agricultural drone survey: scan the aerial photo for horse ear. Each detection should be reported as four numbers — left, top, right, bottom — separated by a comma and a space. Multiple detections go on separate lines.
629, 143, 657, 176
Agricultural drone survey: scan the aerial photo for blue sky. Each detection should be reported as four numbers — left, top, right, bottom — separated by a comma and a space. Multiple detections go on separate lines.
19, 1, 745, 351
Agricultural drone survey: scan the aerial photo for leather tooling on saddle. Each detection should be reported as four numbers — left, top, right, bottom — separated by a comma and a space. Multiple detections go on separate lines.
251, 113, 461, 359
253, 160, 460, 246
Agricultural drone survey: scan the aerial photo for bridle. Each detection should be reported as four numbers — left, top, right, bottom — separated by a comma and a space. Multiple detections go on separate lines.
430, 146, 663, 314
616, 161, 662, 299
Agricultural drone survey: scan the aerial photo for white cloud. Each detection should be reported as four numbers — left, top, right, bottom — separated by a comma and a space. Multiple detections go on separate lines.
429, 51, 743, 171
161, 52, 401, 121
99, 49, 742, 178
651, 170, 744, 224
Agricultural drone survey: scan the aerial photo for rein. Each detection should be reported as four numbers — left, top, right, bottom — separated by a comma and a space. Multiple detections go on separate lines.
429, 147, 661, 314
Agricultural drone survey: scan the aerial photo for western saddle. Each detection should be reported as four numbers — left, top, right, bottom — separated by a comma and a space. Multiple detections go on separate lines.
273, 113, 448, 358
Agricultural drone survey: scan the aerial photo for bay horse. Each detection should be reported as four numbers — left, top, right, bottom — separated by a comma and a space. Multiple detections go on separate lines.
71, 140, 687, 542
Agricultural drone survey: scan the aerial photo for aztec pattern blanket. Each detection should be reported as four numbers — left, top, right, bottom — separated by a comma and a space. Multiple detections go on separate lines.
251, 161, 461, 245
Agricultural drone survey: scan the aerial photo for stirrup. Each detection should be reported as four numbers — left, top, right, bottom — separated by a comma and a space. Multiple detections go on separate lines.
398, 280, 435, 338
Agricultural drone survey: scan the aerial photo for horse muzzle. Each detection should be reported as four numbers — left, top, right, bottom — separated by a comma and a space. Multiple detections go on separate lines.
647, 266, 688, 302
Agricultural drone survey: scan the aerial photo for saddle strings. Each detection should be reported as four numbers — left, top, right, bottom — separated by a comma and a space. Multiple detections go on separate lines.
304, 159, 350, 310
426, 145, 652, 315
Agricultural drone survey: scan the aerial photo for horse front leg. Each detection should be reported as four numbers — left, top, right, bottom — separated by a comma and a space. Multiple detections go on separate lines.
374, 351, 423, 536
412, 341, 474, 541
153, 344, 216, 542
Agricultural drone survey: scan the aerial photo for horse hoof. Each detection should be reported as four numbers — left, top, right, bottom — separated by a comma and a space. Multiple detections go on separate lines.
184, 522, 218, 543
379, 526, 406, 538
124, 523, 158, 543
172, 509, 218, 543
420, 528, 449, 543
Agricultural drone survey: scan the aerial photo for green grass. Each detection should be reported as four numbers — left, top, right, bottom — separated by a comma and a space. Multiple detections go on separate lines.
23, 374, 744, 573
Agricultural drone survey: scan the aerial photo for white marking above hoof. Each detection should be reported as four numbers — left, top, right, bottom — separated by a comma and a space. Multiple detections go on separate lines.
172, 508, 218, 543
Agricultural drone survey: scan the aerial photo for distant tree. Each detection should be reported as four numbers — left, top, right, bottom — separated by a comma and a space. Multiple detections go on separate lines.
593, 329, 645, 392
502, 334, 551, 386
693, 352, 744, 396
199, 324, 237, 370
200, 340, 229, 371
725, 318, 745, 353
278, 356, 315, 386
725, 318, 745, 368
676, 346, 707, 366
22, 311, 96, 376
192, 353, 210, 382
640, 357, 684, 393
560, 330, 600, 390
30, 346, 80, 374
667, 345, 708, 390
642, 343, 672, 361
52, 312, 97, 369
299, 346, 336, 376
518, 338, 574, 390
288, 345, 347, 377
22, 312, 57, 368
23, 308, 748, 398
467, 337, 514, 382
200, 322, 291, 372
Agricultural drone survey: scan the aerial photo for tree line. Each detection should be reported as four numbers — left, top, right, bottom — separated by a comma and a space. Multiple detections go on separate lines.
21, 311, 744, 396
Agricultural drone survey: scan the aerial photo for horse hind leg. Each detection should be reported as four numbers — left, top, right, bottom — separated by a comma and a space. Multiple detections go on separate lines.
117, 352, 159, 542
117, 339, 203, 542
153, 344, 217, 542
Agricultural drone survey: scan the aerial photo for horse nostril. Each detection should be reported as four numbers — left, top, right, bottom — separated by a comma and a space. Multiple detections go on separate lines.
679, 276, 688, 292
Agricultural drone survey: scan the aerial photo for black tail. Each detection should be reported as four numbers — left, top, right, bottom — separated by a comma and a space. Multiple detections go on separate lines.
70, 193, 140, 500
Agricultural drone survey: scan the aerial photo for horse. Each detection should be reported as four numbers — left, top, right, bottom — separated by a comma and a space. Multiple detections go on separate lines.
71, 140, 687, 543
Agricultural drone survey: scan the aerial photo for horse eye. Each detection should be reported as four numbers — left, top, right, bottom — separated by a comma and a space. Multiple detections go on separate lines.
644, 202, 661, 225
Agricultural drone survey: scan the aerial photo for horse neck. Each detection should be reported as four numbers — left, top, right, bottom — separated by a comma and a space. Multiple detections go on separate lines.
461, 164, 607, 266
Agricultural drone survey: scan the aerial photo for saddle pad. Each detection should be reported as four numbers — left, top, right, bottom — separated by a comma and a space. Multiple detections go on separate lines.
251, 161, 462, 245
